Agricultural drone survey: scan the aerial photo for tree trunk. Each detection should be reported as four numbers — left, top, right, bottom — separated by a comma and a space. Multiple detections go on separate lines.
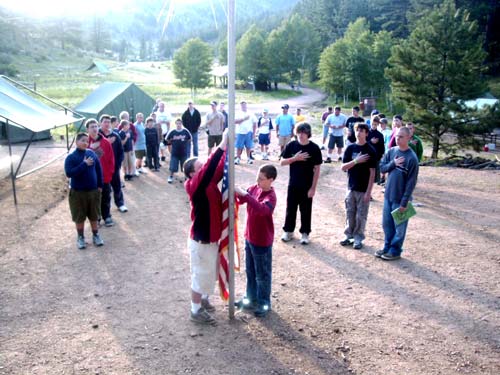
432, 136, 440, 159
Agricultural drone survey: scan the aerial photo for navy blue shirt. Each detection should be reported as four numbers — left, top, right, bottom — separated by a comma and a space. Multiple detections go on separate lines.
65, 148, 103, 191
100, 129, 124, 171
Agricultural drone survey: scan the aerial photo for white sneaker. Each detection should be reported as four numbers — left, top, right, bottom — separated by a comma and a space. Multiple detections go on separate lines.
262, 153, 269, 160
118, 205, 128, 213
139, 167, 147, 174
281, 232, 293, 242
167, 176, 174, 184
234, 157, 240, 165
134, 171, 140, 177
247, 159, 253, 165
300, 233, 310, 245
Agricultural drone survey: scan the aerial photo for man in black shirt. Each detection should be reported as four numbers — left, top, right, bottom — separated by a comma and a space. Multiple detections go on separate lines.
340, 123, 376, 249
345, 106, 365, 145
280, 123, 322, 245
181, 101, 202, 157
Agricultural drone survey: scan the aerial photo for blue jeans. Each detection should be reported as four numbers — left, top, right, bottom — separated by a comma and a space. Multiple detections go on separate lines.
245, 240, 272, 308
382, 199, 410, 256
187, 131, 199, 157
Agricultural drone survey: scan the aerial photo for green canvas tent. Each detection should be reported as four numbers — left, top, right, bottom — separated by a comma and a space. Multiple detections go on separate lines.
85, 61, 109, 74
74, 82, 155, 124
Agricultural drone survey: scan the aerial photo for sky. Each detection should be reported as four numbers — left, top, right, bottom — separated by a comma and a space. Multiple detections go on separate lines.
1, 0, 204, 18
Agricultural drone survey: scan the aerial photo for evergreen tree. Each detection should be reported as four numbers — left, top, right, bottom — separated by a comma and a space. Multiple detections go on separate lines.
173, 38, 213, 97
386, 0, 497, 158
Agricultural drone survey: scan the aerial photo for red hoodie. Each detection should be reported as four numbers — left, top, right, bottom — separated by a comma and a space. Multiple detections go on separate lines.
88, 135, 115, 183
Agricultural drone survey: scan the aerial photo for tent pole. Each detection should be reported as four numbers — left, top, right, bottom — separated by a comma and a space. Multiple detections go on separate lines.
14, 131, 35, 177
66, 124, 69, 151
6, 120, 17, 205
227, 0, 236, 320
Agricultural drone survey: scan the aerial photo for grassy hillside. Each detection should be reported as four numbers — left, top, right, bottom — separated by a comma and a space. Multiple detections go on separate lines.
14, 52, 300, 109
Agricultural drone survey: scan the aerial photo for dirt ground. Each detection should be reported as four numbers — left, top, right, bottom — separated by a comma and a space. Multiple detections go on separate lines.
1, 126, 500, 375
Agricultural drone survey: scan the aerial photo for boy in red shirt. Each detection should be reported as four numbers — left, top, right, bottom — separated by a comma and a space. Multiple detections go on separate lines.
235, 164, 277, 317
86, 119, 115, 227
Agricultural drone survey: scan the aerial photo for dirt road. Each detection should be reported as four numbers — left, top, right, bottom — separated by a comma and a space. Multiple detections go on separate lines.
1, 128, 499, 374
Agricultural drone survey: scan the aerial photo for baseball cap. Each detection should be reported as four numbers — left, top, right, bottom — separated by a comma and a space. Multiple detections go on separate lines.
210, 101, 217, 106
371, 109, 379, 115
263, 108, 269, 113
281, 104, 289, 109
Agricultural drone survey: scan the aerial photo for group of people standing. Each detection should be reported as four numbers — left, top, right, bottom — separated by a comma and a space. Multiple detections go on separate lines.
183, 103, 422, 325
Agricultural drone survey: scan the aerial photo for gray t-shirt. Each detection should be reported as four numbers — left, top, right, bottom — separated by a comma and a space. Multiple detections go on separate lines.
380, 147, 419, 207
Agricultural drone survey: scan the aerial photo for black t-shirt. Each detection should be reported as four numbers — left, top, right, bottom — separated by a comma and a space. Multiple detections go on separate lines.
346, 116, 365, 143
342, 142, 377, 193
282, 140, 322, 189
367, 129, 385, 160
166, 128, 192, 157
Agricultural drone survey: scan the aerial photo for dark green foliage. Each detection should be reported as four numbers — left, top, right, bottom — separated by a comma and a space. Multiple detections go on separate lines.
386, 0, 498, 158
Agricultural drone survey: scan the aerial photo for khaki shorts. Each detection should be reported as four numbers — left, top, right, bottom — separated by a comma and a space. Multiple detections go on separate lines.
69, 189, 100, 223
279, 135, 292, 146
135, 149, 146, 159
188, 238, 218, 295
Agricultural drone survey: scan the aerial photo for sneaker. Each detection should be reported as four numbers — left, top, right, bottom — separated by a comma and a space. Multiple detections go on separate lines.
249, 152, 255, 160
247, 159, 254, 165
161, 156, 166, 162
338, 156, 343, 161
93, 233, 104, 246
190, 307, 216, 325
339, 237, 353, 246
77, 236, 86, 250
201, 299, 216, 313
381, 253, 401, 261
104, 217, 114, 227
353, 241, 363, 250
154, 168, 160, 172
300, 233, 310, 245
118, 205, 128, 213
234, 157, 240, 165
167, 176, 174, 183
262, 154, 269, 160
374, 249, 388, 258
235, 298, 257, 312
320, 145, 326, 150
281, 231, 293, 242
134, 171, 140, 177
324, 157, 332, 163
139, 167, 147, 174
254, 304, 270, 318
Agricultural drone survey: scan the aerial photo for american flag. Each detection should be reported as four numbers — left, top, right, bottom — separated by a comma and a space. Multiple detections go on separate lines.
218, 153, 240, 301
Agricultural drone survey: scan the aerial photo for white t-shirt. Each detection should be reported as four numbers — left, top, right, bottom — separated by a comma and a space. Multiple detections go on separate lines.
258, 117, 271, 135
235, 110, 257, 135
325, 113, 347, 137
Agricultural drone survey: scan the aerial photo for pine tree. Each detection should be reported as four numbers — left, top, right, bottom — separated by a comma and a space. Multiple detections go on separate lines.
386, 0, 497, 158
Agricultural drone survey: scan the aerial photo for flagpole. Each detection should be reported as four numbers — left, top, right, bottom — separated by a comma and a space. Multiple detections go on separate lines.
227, 0, 236, 319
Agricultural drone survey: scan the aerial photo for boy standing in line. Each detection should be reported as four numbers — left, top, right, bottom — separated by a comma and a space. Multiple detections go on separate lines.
166, 118, 192, 183
280, 123, 322, 245
87, 119, 115, 227
183, 130, 228, 325
235, 164, 277, 317
376, 127, 419, 261
65, 132, 104, 249
257, 109, 273, 160
340, 123, 376, 249
144, 117, 160, 171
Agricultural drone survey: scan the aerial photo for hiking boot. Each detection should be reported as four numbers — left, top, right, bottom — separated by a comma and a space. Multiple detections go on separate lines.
374, 249, 388, 258
201, 299, 216, 313
254, 304, 270, 318
281, 231, 293, 242
235, 298, 257, 312
93, 233, 104, 247
77, 236, 86, 250
104, 217, 114, 227
381, 253, 401, 261
167, 176, 174, 184
324, 157, 332, 163
190, 307, 217, 325
340, 237, 353, 246
118, 205, 128, 213
300, 233, 310, 245
353, 241, 363, 250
